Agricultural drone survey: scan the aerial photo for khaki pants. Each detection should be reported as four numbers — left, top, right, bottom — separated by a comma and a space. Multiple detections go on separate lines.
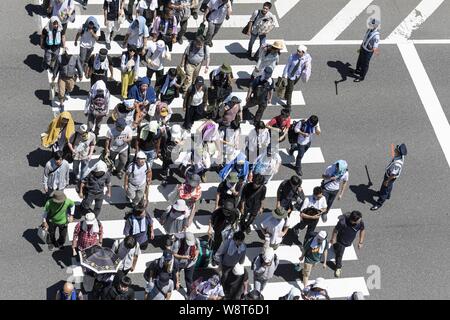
121, 71, 136, 98
182, 62, 202, 92
57, 77, 75, 101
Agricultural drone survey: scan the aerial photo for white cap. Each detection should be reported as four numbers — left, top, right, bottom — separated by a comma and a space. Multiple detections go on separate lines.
85, 212, 96, 225
123, 99, 135, 108
156, 40, 166, 49
95, 160, 108, 173
297, 44, 308, 53
149, 120, 159, 134
78, 124, 88, 133
263, 247, 274, 262
313, 277, 326, 289
317, 230, 327, 240
369, 18, 381, 28
136, 151, 147, 160
232, 263, 245, 276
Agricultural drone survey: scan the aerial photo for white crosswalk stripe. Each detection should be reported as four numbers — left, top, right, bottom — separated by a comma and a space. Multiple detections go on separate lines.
62, 39, 288, 56
68, 207, 343, 241
53, 90, 305, 111
64, 178, 324, 204
84, 0, 267, 4
41, 14, 279, 30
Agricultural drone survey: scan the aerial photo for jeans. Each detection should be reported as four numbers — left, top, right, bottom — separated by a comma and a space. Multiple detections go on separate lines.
206, 21, 223, 44
146, 68, 164, 85
81, 192, 105, 217
333, 242, 346, 269
177, 19, 188, 41
87, 112, 106, 137
73, 159, 90, 181
376, 174, 395, 206
244, 98, 268, 123
47, 222, 68, 247
248, 33, 266, 57
355, 47, 374, 80
294, 218, 318, 240
43, 47, 59, 72
323, 188, 338, 213
109, 149, 129, 173
179, 264, 195, 295
239, 208, 259, 231
79, 46, 94, 69
142, 149, 157, 168
254, 279, 267, 293
293, 142, 311, 173
285, 77, 300, 107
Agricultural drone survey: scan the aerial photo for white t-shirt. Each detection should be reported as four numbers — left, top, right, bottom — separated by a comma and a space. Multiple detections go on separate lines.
295, 119, 320, 145
126, 161, 149, 186
79, 28, 101, 48
127, 24, 150, 48
196, 282, 225, 298
191, 90, 205, 106
146, 41, 167, 71
207, 0, 230, 24
322, 165, 349, 191
51, 0, 75, 24
113, 240, 141, 271
247, 128, 270, 154
261, 216, 291, 245
107, 126, 133, 153
300, 195, 327, 213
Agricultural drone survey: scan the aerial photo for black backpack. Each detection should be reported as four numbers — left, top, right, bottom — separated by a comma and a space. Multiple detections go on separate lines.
288, 120, 299, 144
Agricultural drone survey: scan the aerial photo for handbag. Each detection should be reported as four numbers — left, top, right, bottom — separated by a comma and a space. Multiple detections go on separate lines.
37, 225, 49, 244
242, 21, 251, 35
196, 22, 207, 40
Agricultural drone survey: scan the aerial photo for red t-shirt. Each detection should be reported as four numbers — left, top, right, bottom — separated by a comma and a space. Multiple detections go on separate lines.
267, 115, 291, 130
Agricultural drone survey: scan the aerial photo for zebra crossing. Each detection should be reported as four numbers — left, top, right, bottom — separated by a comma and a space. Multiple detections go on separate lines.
36, 0, 378, 300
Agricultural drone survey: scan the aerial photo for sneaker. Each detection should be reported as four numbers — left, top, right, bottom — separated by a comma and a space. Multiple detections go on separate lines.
293, 227, 300, 237
82, 4, 87, 10
192, 11, 198, 20
207, 41, 213, 47
177, 38, 183, 45
288, 147, 294, 156
370, 205, 380, 211
201, 174, 207, 183
354, 77, 364, 82
59, 104, 65, 112
64, 93, 70, 99
48, 243, 55, 251
117, 171, 124, 179
106, 42, 111, 50
245, 226, 251, 234
294, 264, 302, 272
321, 213, 328, 223
334, 268, 342, 278
296, 169, 303, 176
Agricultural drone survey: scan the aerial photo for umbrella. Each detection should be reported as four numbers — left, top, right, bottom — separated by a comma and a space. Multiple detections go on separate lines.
79, 245, 121, 274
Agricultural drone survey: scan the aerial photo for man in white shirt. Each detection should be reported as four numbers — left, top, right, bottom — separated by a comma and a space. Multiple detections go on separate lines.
74, 17, 100, 68
123, 16, 150, 57
246, 2, 275, 60
293, 186, 327, 239
105, 118, 133, 179
282, 45, 312, 108
113, 235, 141, 275
203, 0, 232, 47
290, 115, 320, 176
145, 40, 170, 85
261, 207, 291, 250
321, 160, 349, 222
124, 151, 152, 207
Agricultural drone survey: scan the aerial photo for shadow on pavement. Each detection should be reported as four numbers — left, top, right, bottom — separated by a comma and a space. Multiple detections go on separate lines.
24, 54, 44, 73
23, 189, 47, 209
35, 89, 52, 105
25, 3, 45, 17
46, 280, 66, 300
27, 148, 52, 167
327, 61, 358, 95
52, 246, 73, 269
29, 32, 41, 46
349, 184, 378, 206
22, 228, 44, 253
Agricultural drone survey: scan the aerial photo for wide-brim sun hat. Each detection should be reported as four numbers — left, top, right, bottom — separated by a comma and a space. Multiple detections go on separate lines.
95, 160, 108, 173
172, 199, 188, 212
136, 151, 147, 160
272, 207, 288, 219
220, 63, 232, 74
271, 40, 285, 50
51, 190, 66, 203
85, 212, 96, 225
185, 232, 196, 246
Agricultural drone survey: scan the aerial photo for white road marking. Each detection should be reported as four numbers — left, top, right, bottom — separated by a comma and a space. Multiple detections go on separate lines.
311, 0, 375, 42
398, 42, 450, 168
386, 0, 445, 41
274, 0, 301, 19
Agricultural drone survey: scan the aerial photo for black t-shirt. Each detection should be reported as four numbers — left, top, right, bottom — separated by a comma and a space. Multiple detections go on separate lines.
103, 0, 120, 21
102, 285, 135, 300
277, 180, 304, 210
217, 181, 243, 207
240, 183, 266, 214
88, 55, 113, 74
42, 28, 61, 51
224, 269, 249, 300
336, 216, 365, 247
211, 208, 238, 233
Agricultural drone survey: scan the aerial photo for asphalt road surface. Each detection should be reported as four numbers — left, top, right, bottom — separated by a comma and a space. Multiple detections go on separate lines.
0, 0, 449, 300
